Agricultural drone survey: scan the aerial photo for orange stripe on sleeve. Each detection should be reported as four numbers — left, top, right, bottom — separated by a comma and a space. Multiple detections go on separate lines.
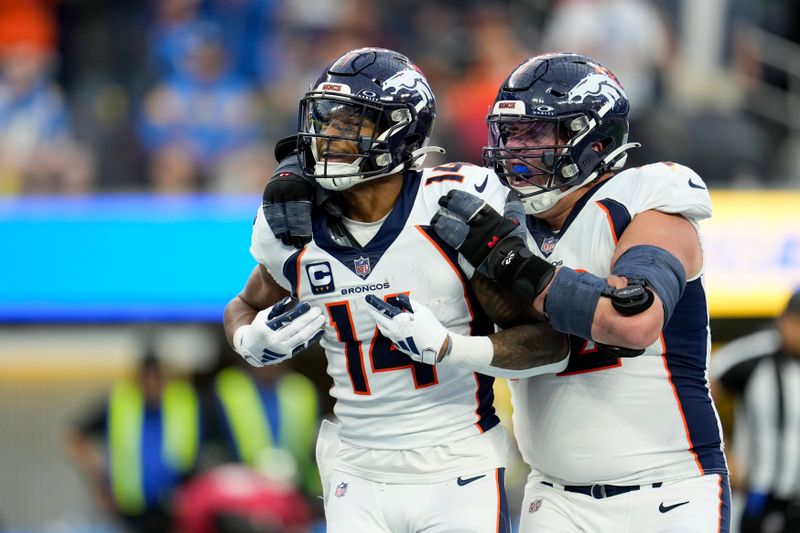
595, 201, 618, 244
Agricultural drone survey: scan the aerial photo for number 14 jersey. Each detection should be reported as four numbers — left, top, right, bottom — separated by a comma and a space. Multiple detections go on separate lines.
250, 164, 509, 480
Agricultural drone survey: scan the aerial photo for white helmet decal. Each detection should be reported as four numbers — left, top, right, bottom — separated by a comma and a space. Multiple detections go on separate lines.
566, 73, 626, 107
381, 68, 434, 109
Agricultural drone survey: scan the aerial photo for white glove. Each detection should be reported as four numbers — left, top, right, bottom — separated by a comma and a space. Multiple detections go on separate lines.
364, 294, 447, 365
233, 296, 326, 367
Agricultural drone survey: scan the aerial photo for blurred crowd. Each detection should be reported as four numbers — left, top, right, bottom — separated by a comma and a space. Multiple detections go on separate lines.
1, 0, 799, 196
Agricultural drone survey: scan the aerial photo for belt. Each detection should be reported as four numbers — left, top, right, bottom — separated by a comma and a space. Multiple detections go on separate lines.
541, 481, 663, 500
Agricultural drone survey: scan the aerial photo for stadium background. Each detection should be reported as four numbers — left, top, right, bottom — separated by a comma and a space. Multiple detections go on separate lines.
0, 0, 799, 531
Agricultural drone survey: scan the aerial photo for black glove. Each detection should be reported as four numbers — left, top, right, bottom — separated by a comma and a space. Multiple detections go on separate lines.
431, 189, 521, 270
262, 151, 314, 249
432, 189, 555, 303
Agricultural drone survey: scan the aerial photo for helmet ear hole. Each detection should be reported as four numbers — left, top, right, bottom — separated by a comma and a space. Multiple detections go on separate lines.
404, 133, 423, 150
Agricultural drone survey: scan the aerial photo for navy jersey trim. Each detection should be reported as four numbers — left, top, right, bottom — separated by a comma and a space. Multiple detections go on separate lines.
595, 198, 631, 244
474, 372, 500, 433
663, 279, 726, 475
417, 225, 499, 433
498, 468, 511, 533
526, 177, 613, 254
282, 248, 307, 297
310, 171, 421, 279
719, 474, 731, 533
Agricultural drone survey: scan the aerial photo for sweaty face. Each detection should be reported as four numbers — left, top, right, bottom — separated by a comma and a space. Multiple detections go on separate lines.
306, 99, 380, 164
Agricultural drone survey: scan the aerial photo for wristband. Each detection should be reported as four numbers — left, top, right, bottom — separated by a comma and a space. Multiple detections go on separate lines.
232, 325, 249, 356
545, 268, 608, 340
489, 237, 556, 305
442, 333, 493, 371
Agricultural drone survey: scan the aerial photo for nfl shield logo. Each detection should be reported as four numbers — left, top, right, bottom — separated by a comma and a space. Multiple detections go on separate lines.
541, 237, 558, 255
354, 256, 371, 278
529, 498, 543, 513
335, 482, 348, 497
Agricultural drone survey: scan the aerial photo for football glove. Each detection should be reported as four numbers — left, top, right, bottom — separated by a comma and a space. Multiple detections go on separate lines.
431, 189, 521, 273
364, 294, 447, 365
233, 297, 326, 367
262, 154, 314, 249
433, 189, 555, 303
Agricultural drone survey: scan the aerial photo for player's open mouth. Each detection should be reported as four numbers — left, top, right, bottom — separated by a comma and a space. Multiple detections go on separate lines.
323, 154, 360, 164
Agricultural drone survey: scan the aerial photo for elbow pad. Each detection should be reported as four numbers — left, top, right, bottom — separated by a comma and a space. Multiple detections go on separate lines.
544, 246, 686, 341
611, 245, 686, 324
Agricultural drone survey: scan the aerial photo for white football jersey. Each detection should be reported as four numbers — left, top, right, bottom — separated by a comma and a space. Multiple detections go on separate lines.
251, 163, 507, 459
510, 162, 727, 485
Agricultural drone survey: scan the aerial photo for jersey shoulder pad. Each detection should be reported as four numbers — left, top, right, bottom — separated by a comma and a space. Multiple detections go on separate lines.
250, 207, 295, 291
606, 162, 712, 222
418, 162, 508, 212
418, 161, 485, 189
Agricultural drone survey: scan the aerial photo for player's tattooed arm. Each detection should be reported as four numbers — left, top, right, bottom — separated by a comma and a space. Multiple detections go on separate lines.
470, 272, 544, 328
488, 323, 569, 370
365, 273, 569, 376
470, 272, 570, 373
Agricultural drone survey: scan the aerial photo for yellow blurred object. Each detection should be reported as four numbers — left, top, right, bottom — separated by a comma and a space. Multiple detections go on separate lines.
704, 191, 800, 317
0, 167, 21, 195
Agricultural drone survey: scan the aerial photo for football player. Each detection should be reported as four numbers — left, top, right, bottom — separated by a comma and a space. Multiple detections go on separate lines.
223, 48, 570, 533
434, 53, 731, 532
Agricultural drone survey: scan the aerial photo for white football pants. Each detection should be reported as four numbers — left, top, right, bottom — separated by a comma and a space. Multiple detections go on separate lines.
324, 467, 511, 533
519, 473, 731, 532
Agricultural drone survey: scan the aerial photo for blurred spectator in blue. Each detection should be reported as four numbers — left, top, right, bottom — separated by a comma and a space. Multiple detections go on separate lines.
201, 0, 280, 85
0, 0, 92, 194
152, 0, 280, 84
139, 21, 268, 193
260, 0, 379, 141
67, 352, 201, 532
150, 0, 205, 79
